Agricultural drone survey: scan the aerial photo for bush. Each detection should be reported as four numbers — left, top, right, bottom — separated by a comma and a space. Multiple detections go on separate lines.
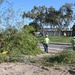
0, 26, 43, 58
41, 50, 75, 66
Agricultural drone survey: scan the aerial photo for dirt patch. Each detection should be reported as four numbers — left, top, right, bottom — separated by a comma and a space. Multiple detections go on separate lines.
0, 62, 73, 75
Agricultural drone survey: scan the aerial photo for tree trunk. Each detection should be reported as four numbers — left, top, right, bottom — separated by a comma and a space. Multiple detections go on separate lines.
40, 22, 45, 36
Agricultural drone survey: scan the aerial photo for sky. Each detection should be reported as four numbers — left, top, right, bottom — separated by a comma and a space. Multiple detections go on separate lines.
9, 0, 75, 11
1, 0, 75, 29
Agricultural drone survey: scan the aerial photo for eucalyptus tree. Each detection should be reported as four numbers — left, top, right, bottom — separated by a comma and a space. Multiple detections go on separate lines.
45, 6, 57, 29
45, 3, 73, 36
36, 5, 48, 35
59, 3, 73, 30
45, 6, 62, 36
53, 3, 73, 36
22, 5, 47, 35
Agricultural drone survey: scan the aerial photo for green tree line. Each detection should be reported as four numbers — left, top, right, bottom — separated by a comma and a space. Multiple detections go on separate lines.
22, 3, 75, 35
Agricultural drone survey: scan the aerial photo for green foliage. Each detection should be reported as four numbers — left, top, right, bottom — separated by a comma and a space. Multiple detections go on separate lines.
23, 4, 73, 33
41, 51, 75, 66
0, 26, 43, 59
0, 55, 9, 63
23, 25, 35, 34
29, 22, 41, 32
37, 36, 72, 43
49, 36, 72, 43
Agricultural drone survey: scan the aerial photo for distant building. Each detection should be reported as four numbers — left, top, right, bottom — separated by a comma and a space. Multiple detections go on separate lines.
40, 28, 72, 36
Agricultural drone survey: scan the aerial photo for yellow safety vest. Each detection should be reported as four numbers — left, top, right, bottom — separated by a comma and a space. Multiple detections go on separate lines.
44, 37, 49, 44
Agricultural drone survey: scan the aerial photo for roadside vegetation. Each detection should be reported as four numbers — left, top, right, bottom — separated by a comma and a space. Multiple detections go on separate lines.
31, 36, 75, 67
40, 50, 75, 67
0, 0, 75, 68
0, 26, 43, 63
37, 36, 72, 43
0, 26, 74, 67
28, 50, 75, 67
0, 26, 74, 66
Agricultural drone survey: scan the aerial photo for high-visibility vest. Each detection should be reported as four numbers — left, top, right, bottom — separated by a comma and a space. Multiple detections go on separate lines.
44, 37, 49, 44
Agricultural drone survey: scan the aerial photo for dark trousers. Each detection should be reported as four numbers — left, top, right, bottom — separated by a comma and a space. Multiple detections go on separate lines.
44, 44, 48, 53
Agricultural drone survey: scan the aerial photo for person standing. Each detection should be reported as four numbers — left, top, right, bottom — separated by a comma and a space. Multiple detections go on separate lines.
43, 35, 50, 53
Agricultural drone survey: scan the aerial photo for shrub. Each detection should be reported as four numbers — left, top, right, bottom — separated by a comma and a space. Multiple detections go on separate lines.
0, 26, 43, 58
41, 50, 75, 66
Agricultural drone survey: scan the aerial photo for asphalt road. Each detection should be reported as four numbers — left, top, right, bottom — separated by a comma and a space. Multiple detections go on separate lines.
38, 42, 72, 51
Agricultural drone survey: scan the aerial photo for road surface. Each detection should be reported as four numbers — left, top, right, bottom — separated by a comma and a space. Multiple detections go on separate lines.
38, 42, 72, 54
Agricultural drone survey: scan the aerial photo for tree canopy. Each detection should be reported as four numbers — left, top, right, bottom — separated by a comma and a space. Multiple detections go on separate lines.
23, 3, 74, 35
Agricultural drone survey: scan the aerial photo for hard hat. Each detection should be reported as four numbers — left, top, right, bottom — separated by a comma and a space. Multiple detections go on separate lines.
73, 36, 75, 38
46, 35, 48, 37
